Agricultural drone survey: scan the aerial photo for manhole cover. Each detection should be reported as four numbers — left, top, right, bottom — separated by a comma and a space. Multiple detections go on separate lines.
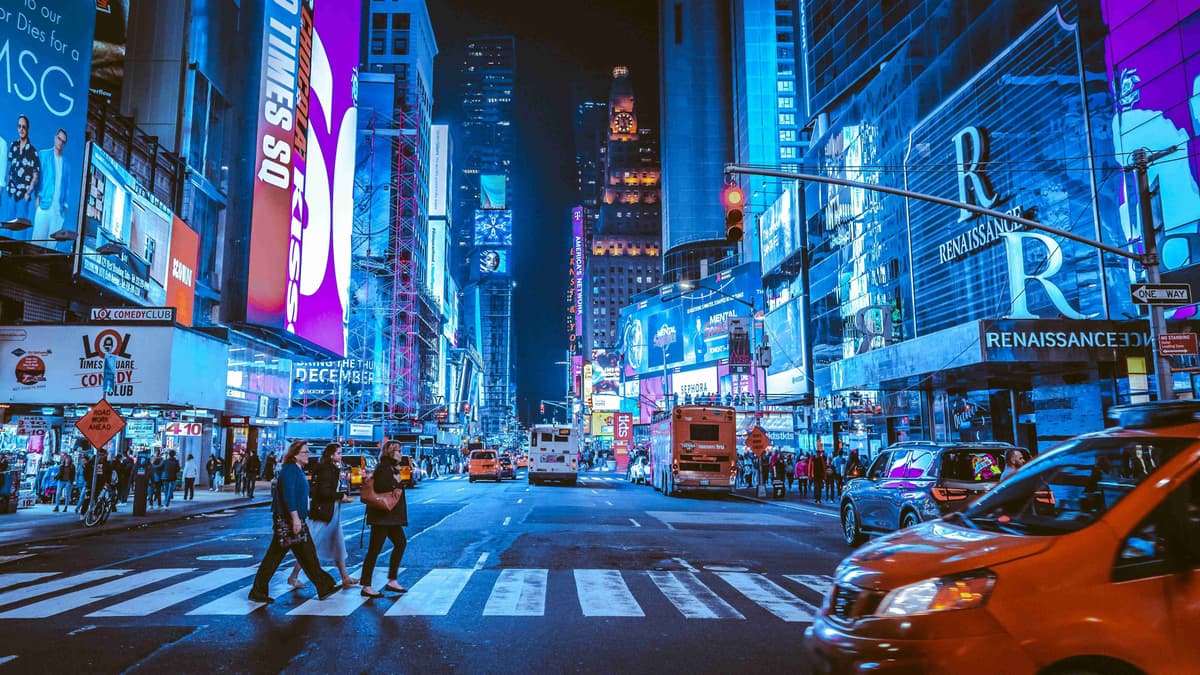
197, 554, 253, 561
703, 565, 748, 572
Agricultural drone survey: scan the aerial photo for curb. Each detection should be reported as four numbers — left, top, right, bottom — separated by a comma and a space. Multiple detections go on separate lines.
729, 491, 841, 519
0, 497, 272, 550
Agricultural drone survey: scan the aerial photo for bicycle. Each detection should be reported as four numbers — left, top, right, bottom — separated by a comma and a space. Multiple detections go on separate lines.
82, 481, 118, 528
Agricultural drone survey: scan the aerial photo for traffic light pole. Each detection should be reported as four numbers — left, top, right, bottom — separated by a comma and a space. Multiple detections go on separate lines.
724, 163, 1175, 401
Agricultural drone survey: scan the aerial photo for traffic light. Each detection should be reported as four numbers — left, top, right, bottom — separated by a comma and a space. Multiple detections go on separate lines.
540, 402, 545, 415
722, 184, 745, 243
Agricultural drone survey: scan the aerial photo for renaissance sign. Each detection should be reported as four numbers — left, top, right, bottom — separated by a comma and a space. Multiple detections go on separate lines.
981, 320, 1151, 362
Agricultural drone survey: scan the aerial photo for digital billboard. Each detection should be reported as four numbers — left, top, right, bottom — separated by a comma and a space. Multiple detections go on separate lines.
481, 174, 506, 209
474, 209, 513, 246
427, 217, 447, 309
80, 145, 173, 307
759, 183, 799, 274
245, 0, 359, 356
477, 248, 509, 275
572, 207, 584, 339
0, 0, 95, 253
619, 263, 762, 376
166, 216, 200, 326
589, 349, 621, 396
429, 124, 449, 218
763, 296, 808, 396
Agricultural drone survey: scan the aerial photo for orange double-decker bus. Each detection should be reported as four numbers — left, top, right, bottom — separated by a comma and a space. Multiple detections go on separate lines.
649, 405, 737, 496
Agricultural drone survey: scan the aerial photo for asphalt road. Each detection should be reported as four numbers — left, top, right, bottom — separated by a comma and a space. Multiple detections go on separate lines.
0, 469, 849, 674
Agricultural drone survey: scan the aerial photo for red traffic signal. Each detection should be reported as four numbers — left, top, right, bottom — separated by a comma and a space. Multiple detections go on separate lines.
722, 185, 745, 243
540, 403, 546, 415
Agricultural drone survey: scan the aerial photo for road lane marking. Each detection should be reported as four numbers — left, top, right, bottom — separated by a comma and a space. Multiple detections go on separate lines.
0, 570, 127, 609
0, 573, 57, 590
343, 515, 365, 527
0, 555, 34, 565
456, 488, 465, 492
715, 572, 817, 622
423, 499, 435, 504
502, 516, 511, 526
649, 571, 744, 619
0, 569, 192, 619
408, 504, 469, 542
590, 490, 599, 495
517, 498, 523, 504
385, 568, 474, 616
186, 570, 295, 615
785, 574, 834, 598
483, 569, 547, 616
88, 567, 257, 617
629, 519, 641, 527
0, 655, 17, 666
288, 566, 373, 616
605, 501, 613, 506
672, 557, 699, 573
476, 553, 489, 569
574, 570, 643, 617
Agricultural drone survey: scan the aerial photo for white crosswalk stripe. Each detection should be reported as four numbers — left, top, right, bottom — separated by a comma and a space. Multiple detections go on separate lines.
0, 555, 35, 565
483, 568, 547, 616
386, 568, 474, 616
0, 566, 834, 622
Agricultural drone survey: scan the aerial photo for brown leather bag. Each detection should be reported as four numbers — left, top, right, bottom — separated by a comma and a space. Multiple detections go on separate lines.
360, 471, 400, 511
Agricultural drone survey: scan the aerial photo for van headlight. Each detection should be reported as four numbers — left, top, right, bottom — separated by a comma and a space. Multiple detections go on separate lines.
875, 570, 995, 617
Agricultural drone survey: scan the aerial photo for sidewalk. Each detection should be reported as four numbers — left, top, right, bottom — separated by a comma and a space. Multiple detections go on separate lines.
730, 482, 842, 518
0, 484, 271, 548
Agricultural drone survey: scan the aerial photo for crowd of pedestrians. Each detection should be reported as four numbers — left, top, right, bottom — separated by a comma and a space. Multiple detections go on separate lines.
736, 445, 869, 504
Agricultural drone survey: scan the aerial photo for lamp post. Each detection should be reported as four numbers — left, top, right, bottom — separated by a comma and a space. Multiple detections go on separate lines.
724, 161, 1175, 402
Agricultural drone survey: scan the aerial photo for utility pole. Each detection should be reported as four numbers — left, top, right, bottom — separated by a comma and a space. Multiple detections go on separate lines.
1133, 148, 1176, 401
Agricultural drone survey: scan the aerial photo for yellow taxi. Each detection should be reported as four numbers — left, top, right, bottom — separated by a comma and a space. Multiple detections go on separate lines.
807, 401, 1200, 674
398, 455, 417, 488
468, 449, 501, 483
340, 452, 377, 493
515, 454, 528, 469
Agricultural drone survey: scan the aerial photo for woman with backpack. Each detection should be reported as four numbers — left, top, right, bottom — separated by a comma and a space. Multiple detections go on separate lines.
288, 443, 358, 590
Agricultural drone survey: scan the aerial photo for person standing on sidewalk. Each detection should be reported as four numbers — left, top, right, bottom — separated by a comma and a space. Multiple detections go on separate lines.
795, 452, 810, 498
182, 454, 199, 500
115, 451, 132, 504
809, 448, 828, 505
149, 450, 165, 509
233, 454, 245, 496
831, 449, 847, 500
53, 453, 74, 512
784, 453, 796, 493
206, 455, 218, 491
163, 450, 181, 508
245, 452, 261, 499
247, 440, 338, 604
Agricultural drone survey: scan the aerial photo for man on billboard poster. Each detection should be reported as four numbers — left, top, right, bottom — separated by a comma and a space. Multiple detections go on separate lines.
2, 114, 38, 229
33, 129, 72, 249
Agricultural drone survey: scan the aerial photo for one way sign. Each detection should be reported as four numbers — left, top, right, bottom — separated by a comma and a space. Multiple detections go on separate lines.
1131, 283, 1192, 305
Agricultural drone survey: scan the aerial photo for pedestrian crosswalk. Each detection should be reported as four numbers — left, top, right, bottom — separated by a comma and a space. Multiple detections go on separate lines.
0, 566, 832, 622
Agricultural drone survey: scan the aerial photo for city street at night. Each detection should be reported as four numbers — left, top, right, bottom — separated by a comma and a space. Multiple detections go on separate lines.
0, 472, 842, 672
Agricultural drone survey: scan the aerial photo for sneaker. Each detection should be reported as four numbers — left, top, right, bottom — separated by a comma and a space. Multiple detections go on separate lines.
247, 590, 273, 604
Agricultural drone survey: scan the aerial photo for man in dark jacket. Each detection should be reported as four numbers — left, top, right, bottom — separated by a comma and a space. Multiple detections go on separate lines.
809, 448, 829, 504
163, 450, 181, 508
244, 452, 261, 498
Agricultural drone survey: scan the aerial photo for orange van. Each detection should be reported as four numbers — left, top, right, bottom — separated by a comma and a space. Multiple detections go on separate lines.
468, 449, 501, 483
807, 401, 1200, 674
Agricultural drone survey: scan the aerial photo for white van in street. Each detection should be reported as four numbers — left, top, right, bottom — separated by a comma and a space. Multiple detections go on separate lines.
528, 424, 578, 486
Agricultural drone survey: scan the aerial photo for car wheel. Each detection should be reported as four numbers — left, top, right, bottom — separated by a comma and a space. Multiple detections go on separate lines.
900, 511, 919, 529
841, 502, 866, 547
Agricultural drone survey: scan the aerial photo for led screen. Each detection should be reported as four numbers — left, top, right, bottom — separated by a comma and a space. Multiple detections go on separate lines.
474, 209, 513, 246
759, 184, 799, 274
478, 249, 509, 275
481, 174, 506, 209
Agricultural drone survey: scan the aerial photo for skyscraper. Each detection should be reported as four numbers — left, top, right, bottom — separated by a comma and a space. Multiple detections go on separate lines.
454, 35, 517, 439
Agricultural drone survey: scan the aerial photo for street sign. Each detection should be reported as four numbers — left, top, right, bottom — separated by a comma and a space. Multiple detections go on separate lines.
745, 425, 770, 456
1131, 283, 1192, 305
90, 307, 176, 322
1159, 332, 1199, 356
75, 399, 126, 449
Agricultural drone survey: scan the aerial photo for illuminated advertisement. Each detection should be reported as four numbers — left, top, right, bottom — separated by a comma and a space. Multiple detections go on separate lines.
759, 183, 799, 274
80, 145, 173, 307
571, 354, 583, 397
572, 206, 584, 338
291, 359, 376, 401
477, 248, 509, 275
428, 218, 447, 309
245, 0, 359, 356
165, 216, 200, 327
590, 411, 614, 437
763, 296, 808, 396
429, 124, 449, 218
589, 349, 621, 396
670, 366, 718, 399
638, 375, 663, 423
474, 209, 513, 246
0, 0, 95, 253
619, 263, 762, 376
1103, 1, 1200, 319
480, 174, 506, 209
905, 10, 1106, 336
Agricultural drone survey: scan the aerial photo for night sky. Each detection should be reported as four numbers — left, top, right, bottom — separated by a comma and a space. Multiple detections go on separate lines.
428, 1, 660, 425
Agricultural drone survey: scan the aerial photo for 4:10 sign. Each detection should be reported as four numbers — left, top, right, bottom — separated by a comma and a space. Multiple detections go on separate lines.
164, 422, 204, 436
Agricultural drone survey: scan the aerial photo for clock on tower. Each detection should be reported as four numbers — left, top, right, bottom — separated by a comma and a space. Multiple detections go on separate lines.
612, 111, 635, 134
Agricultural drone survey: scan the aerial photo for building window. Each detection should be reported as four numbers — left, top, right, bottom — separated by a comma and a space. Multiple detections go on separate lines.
780, 146, 797, 159
392, 13, 410, 29
777, 96, 794, 110
779, 113, 795, 126
777, 79, 794, 92
372, 14, 387, 29
779, 129, 796, 142
371, 35, 385, 55
392, 35, 409, 55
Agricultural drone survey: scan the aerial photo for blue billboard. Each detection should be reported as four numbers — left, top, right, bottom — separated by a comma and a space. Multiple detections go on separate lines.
0, 0, 95, 252
619, 263, 762, 376
474, 209, 512, 246
759, 184, 799, 274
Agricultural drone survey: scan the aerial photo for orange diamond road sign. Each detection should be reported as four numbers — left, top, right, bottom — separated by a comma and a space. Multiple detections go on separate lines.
746, 425, 770, 456
75, 399, 126, 450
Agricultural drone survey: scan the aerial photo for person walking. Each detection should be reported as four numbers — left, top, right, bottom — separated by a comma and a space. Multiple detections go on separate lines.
149, 450, 165, 509
796, 452, 810, 498
288, 443, 358, 590
115, 451, 132, 504
809, 447, 828, 505
784, 453, 796, 493
247, 441, 337, 604
233, 455, 245, 496
206, 455, 219, 491
831, 449, 847, 499
162, 450, 181, 508
360, 440, 409, 599
182, 453, 199, 500
263, 453, 277, 482
53, 453, 74, 512
245, 452, 261, 499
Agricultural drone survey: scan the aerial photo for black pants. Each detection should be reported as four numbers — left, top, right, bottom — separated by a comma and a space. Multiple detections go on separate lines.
362, 525, 407, 586
246, 476, 256, 498
812, 478, 825, 503
250, 529, 336, 597
184, 477, 196, 500
151, 481, 162, 506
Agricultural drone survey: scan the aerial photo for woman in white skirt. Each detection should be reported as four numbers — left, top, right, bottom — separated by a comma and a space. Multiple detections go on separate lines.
289, 443, 358, 589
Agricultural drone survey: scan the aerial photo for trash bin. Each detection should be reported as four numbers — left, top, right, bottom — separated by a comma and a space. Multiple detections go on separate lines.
772, 479, 785, 499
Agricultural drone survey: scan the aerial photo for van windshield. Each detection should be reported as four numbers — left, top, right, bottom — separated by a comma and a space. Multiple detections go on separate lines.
956, 436, 1192, 536
471, 451, 496, 460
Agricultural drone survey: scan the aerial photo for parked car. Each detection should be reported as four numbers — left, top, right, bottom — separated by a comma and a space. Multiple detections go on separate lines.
809, 400, 1200, 674
839, 440, 1025, 546
340, 452, 378, 493
498, 455, 516, 480
627, 456, 648, 485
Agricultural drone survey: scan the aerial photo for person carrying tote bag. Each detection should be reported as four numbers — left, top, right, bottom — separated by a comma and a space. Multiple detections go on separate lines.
247, 440, 338, 604
360, 440, 409, 599
288, 443, 359, 590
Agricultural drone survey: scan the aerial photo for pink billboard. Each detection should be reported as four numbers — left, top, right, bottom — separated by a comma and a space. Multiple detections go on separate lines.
573, 206, 585, 339
245, 0, 358, 356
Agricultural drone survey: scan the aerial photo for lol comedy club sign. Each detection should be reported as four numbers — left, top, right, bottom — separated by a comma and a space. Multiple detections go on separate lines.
0, 325, 172, 404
